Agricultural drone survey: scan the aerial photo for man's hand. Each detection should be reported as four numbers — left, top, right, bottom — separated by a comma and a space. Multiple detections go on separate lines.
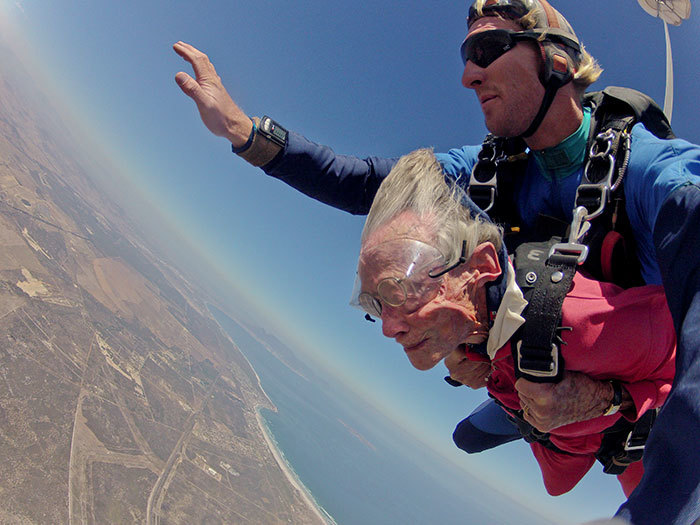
173, 41, 253, 147
515, 371, 613, 432
444, 349, 490, 389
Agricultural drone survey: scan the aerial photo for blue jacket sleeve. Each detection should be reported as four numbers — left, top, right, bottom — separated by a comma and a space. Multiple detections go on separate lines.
616, 182, 700, 525
259, 132, 481, 216
261, 131, 398, 216
622, 124, 700, 284
435, 145, 482, 182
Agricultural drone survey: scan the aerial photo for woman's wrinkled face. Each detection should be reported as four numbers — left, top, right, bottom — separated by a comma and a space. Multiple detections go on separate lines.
358, 214, 480, 371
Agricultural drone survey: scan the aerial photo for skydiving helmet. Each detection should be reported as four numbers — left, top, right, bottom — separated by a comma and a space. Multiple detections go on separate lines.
464, 0, 583, 137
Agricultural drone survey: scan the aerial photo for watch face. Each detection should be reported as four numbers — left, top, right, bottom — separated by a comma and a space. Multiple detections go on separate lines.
260, 116, 287, 147
272, 126, 285, 140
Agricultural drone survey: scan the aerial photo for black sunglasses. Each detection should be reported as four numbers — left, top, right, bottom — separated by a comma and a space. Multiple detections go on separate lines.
460, 29, 538, 68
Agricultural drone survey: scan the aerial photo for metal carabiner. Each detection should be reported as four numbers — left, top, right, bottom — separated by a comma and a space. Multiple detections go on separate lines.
583, 150, 615, 185
547, 206, 591, 265
569, 206, 591, 244
589, 129, 615, 159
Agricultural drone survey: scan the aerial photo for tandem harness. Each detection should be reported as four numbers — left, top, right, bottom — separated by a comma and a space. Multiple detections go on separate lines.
469, 87, 674, 284
470, 87, 673, 474
497, 396, 657, 476
508, 238, 658, 475
469, 86, 674, 382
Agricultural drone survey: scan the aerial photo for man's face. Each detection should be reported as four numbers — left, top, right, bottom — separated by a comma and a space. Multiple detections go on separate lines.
358, 214, 479, 371
461, 17, 545, 137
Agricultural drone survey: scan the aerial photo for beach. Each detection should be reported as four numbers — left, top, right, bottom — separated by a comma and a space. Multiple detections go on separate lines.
208, 306, 334, 523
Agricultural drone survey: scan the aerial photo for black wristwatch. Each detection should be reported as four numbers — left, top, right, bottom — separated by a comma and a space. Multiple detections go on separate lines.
235, 115, 287, 167
258, 115, 288, 148
603, 380, 623, 416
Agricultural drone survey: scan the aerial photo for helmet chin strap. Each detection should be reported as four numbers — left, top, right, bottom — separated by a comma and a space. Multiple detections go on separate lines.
520, 81, 560, 138
520, 37, 578, 139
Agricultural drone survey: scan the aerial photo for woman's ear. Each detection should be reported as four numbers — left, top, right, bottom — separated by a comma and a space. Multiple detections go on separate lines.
464, 242, 502, 285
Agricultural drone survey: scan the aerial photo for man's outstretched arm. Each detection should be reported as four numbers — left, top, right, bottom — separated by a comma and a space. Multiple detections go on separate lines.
173, 41, 398, 214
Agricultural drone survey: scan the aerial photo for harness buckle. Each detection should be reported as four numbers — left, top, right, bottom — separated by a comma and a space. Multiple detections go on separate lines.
569, 206, 588, 241
467, 183, 496, 213
624, 430, 647, 452
589, 128, 615, 160
579, 128, 617, 218
548, 243, 589, 265
516, 340, 560, 378
547, 206, 591, 265
468, 134, 519, 213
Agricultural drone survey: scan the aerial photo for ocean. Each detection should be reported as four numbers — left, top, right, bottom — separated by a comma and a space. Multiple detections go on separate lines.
210, 305, 558, 525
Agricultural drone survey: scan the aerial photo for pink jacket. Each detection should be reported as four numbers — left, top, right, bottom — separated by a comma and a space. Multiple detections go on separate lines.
485, 272, 676, 496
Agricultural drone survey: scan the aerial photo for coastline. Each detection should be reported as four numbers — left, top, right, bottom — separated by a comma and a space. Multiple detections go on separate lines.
208, 306, 336, 524
255, 410, 337, 525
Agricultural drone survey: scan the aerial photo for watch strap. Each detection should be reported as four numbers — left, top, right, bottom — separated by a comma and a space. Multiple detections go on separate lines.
603, 380, 623, 416
231, 117, 256, 154
236, 117, 284, 167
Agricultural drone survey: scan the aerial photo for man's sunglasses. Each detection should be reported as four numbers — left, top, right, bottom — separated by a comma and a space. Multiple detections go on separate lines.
460, 29, 538, 68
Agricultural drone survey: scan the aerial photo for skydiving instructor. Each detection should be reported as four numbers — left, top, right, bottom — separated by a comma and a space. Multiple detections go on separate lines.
173, 0, 700, 523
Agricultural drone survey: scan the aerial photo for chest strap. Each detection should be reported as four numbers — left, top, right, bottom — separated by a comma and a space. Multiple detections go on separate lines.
595, 408, 656, 475
495, 396, 656, 476
512, 212, 591, 383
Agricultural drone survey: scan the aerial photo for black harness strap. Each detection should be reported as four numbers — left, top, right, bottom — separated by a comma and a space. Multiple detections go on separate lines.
491, 395, 575, 456
573, 115, 644, 289
595, 409, 656, 475
512, 238, 577, 382
468, 135, 528, 215
496, 395, 656, 476
509, 411, 572, 454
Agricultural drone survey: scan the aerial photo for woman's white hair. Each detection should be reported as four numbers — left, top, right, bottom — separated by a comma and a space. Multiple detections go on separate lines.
361, 148, 502, 266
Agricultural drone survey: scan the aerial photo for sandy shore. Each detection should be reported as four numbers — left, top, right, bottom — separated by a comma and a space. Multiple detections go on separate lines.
210, 309, 335, 523
255, 410, 336, 524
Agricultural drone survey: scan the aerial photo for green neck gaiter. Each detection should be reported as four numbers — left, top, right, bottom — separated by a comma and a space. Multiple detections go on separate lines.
531, 106, 591, 180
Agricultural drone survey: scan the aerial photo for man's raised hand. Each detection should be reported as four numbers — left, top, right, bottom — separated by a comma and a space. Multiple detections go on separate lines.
173, 41, 253, 147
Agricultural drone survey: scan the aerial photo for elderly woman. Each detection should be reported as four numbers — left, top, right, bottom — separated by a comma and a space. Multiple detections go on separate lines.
351, 148, 675, 497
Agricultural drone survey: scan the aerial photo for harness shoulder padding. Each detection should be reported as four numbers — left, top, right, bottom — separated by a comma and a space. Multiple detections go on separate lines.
585, 87, 675, 142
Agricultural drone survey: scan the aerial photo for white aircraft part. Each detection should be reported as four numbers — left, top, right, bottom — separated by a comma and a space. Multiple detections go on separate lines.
636, 0, 691, 26
663, 21, 674, 122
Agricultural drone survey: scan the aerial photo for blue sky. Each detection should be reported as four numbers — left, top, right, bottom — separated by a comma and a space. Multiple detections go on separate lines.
1, 1, 698, 522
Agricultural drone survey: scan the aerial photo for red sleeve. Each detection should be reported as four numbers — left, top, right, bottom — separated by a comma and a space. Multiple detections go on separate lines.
560, 277, 676, 422
621, 291, 676, 420
463, 347, 490, 363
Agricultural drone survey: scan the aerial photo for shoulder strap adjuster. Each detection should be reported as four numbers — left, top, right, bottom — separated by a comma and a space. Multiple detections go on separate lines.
467, 184, 497, 213
468, 135, 500, 212
468, 135, 528, 214
515, 340, 561, 378
624, 431, 648, 453
596, 408, 656, 475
